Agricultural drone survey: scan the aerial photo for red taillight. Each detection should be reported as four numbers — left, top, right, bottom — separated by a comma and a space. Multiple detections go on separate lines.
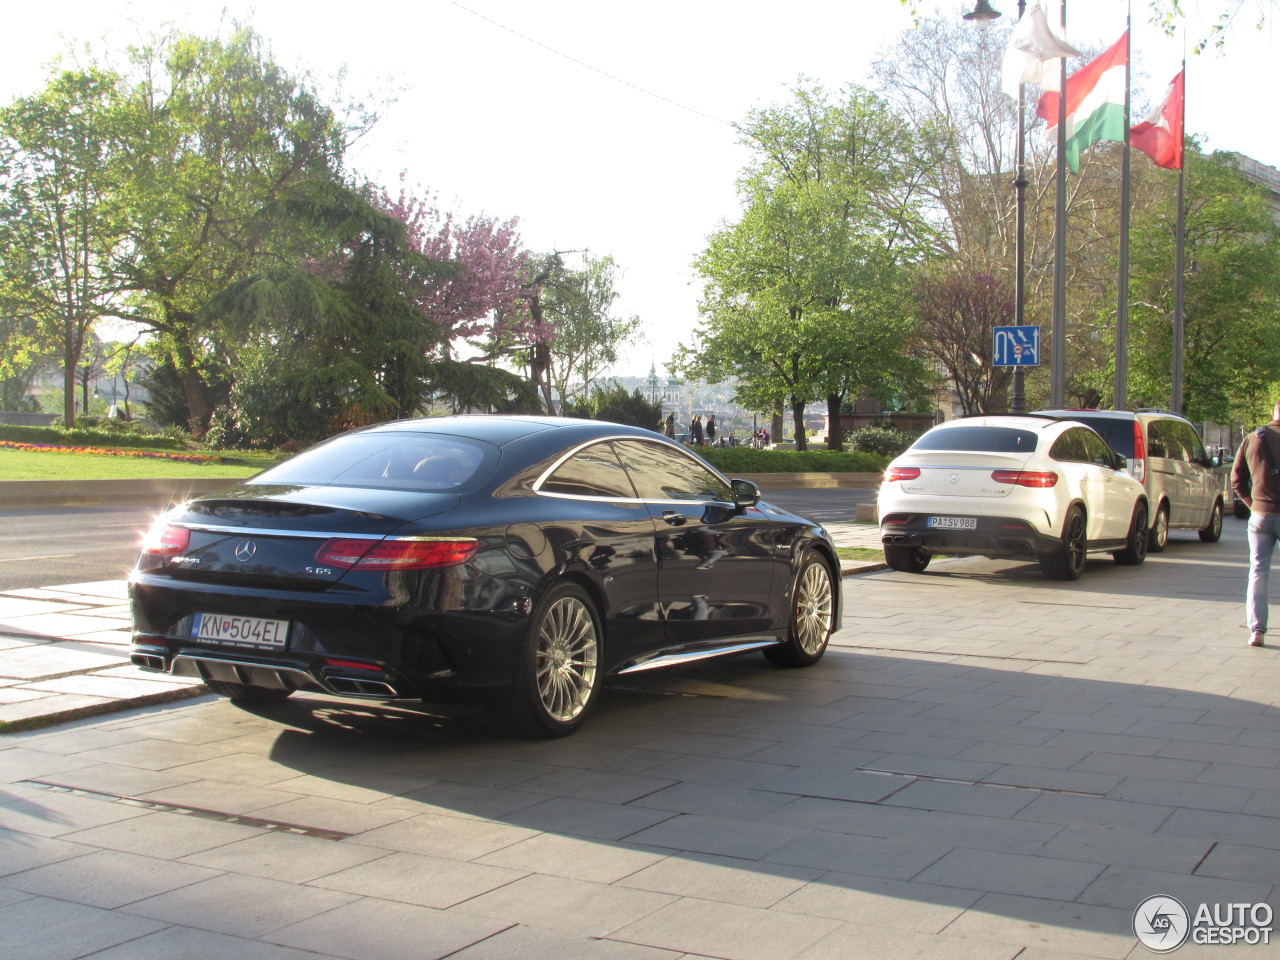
1132, 420, 1146, 483
315, 538, 479, 571
885, 466, 921, 482
991, 469, 1059, 488
141, 524, 190, 556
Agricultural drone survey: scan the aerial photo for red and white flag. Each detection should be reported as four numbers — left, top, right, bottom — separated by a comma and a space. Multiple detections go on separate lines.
1130, 70, 1185, 170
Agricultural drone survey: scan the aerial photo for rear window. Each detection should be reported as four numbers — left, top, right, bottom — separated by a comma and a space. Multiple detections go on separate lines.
911, 426, 1039, 454
1056, 417, 1135, 458
252, 432, 492, 491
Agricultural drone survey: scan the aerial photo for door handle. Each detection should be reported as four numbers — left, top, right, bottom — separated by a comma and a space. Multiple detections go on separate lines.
660, 510, 687, 526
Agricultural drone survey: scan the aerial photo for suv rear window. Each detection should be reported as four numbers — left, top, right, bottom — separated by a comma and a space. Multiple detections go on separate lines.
1057, 417, 1135, 458
911, 426, 1038, 453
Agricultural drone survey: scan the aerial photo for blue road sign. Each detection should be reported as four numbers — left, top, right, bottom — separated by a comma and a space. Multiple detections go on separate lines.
993, 325, 1041, 367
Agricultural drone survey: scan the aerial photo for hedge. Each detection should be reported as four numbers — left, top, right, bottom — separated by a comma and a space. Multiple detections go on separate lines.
0, 424, 187, 451
696, 446, 888, 474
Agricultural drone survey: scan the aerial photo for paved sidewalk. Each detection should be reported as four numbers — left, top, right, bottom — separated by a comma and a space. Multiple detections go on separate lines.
0, 524, 886, 732
1, 520, 1275, 960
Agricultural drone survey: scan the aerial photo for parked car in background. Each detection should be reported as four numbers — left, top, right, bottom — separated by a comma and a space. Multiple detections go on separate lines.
878, 415, 1149, 580
1035, 409, 1226, 550
130, 416, 840, 738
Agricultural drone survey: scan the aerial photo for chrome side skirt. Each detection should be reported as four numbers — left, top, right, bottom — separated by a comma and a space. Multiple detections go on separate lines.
615, 638, 781, 675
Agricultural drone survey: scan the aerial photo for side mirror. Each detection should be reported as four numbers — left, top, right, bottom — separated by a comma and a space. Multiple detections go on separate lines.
730, 478, 761, 509
1209, 455, 1223, 468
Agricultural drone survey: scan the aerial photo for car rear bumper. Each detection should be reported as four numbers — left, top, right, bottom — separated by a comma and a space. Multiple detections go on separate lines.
129, 575, 525, 700
879, 512, 1062, 558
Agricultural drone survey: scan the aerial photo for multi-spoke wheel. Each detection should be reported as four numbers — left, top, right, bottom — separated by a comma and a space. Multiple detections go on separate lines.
1039, 507, 1088, 580
1148, 502, 1170, 553
765, 551, 835, 667
1114, 501, 1149, 566
1199, 500, 1224, 543
498, 582, 602, 737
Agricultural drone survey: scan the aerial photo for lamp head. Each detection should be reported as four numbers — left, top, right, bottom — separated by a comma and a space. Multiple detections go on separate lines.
963, 0, 1002, 29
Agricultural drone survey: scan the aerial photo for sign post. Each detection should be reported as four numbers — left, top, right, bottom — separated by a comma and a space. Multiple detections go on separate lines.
993, 325, 1041, 414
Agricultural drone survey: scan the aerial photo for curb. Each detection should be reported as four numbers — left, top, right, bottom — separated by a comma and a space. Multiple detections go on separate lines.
0, 478, 236, 508
0, 683, 210, 734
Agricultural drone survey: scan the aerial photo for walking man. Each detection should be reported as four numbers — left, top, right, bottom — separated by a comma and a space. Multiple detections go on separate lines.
1232, 400, 1280, 647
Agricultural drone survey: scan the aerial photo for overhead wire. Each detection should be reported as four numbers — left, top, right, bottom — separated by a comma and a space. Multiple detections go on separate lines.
445, 0, 735, 128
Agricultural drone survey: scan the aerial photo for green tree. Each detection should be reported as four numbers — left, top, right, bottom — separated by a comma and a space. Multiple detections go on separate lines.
542, 254, 640, 408
1125, 149, 1280, 423
681, 82, 934, 451
0, 68, 131, 426
104, 27, 364, 437
561, 383, 661, 430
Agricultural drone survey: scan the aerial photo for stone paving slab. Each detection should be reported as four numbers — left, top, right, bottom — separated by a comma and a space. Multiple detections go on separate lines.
4, 512, 1280, 957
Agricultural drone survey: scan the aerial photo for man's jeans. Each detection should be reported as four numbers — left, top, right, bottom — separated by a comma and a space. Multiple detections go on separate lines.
1247, 512, 1280, 633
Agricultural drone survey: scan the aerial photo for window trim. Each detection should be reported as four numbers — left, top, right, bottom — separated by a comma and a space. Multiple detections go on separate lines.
531, 436, 733, 504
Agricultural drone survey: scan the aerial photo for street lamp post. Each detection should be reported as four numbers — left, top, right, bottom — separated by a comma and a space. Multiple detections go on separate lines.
964, 0, 1026, 414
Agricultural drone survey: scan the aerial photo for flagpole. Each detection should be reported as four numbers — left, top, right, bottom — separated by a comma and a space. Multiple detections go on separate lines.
1012, 0, 1028, 414
1116, 8, 1132, 410
1051, 0, 1068, 408
1171, 51, 1187, 414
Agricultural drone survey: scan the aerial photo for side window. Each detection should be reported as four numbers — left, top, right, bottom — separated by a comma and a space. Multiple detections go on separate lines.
1146, 421, 1169, 459
1081, 430, 1116, 468
1180, 422, 1207, 463
1050, 430, 1087, 463
614, 439, 732, 502
539, 442, 637, 499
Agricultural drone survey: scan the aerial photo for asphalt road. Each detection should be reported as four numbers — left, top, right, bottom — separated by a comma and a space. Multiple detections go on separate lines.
0, 488, 878, 592
0, 504, 156, 591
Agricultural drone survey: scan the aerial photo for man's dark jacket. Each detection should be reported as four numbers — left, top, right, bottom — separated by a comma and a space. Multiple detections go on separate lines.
1232, 420, 1280, 515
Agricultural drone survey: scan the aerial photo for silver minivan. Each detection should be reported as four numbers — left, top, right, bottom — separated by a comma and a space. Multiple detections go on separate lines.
1036, 409, 1226, 551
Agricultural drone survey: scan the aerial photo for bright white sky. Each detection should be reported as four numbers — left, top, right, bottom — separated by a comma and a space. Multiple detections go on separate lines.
4, 1, 1275, 376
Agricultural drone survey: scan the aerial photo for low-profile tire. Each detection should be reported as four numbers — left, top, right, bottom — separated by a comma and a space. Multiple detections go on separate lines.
496, 582, 602, 738
1039, 507, 1088, 580
1113, 501, 1149, 566
1148, 502, 1170, 553
883, 544, 930, 574
1198, 499, 1224, 543
764, 551, 835, 668
204, 679, 293, 704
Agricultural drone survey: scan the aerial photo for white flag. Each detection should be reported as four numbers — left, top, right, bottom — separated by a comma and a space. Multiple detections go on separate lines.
1001, 0, 1081, 98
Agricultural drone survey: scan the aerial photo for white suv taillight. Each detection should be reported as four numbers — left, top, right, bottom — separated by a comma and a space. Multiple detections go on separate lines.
1132, 420, 1146, 484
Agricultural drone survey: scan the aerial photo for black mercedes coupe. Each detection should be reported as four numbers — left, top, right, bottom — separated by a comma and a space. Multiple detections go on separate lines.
129, 416, 841, 736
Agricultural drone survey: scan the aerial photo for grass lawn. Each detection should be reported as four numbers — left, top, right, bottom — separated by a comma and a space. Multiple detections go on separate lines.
0, 448, 277, 481
836, 546, 883, 562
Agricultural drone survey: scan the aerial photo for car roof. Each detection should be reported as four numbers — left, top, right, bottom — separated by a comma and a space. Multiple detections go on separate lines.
939, 415, 1066, 432
353, 415, 658, 448
1036, 408, 1192, 424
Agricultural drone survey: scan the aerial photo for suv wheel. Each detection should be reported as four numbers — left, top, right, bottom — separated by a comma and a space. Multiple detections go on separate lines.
1199, 500, 1224, 543
1148, 502, 1170, 553
1114, 501, 1149, 566
884, 544, 930, 573
1039, 507, 1088, 581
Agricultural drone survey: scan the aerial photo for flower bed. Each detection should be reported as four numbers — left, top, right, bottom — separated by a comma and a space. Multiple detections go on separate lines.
0, 440, 239, 464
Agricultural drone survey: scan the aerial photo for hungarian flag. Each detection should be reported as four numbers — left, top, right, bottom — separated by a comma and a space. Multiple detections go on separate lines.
1037, 32, 1128, 173
1130, 71, 1185, 169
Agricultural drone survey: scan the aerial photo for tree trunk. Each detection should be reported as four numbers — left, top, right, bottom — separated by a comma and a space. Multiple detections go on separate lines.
172, 338, 213, 439
826, 393, 844, 451
791, 396, 808, 452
